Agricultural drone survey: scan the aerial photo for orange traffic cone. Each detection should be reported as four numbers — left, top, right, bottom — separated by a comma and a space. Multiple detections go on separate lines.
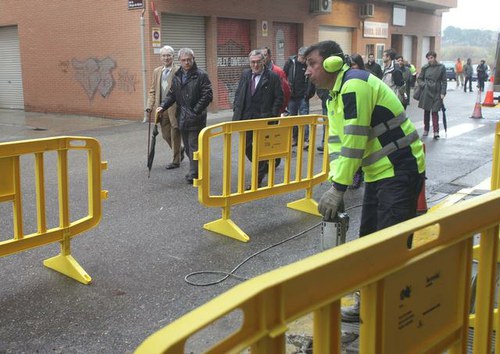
482, 75, 496, 107
470, 90, 483, 119
417, 144, 427, 215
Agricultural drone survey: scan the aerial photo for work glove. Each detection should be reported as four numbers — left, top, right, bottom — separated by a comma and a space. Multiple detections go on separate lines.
318, 186, 345, 221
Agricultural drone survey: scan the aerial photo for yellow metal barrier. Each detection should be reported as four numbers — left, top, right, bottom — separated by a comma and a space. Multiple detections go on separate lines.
0, 136, 108, 284
135, 189, 500, 354
195, 114, 328, 242
468, 122, 500, 340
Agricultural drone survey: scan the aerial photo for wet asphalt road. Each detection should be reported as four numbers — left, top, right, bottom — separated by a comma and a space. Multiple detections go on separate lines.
0, 87, 498, 353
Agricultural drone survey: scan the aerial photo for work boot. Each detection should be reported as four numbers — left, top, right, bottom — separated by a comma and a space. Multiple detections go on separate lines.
341, 291, 360, 323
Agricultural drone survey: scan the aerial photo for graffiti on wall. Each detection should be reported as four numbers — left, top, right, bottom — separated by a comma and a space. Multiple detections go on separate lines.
117, 69, 138, 93
71, 57, 116, 100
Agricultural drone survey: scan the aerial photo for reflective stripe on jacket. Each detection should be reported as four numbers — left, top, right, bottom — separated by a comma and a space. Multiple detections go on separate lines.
327, 65, 425, 186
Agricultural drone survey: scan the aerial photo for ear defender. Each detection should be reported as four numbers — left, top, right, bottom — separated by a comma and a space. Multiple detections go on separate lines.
323, 55, 344, 73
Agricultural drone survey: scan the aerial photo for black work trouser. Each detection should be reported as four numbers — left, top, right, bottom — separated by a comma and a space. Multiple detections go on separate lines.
359, 172, 424, 237
181, 128, 202, 178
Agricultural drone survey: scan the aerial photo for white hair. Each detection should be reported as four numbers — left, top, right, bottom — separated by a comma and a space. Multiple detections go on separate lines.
160, 45, 174, 55
248, 49, 264, 60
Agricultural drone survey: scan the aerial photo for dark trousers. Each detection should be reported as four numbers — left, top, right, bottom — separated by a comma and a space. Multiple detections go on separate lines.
464, 76, 473, 92
359, 172, 424, 237
181, 128, 202, 178
245, 131, 269, 182
478, 78, 486, 92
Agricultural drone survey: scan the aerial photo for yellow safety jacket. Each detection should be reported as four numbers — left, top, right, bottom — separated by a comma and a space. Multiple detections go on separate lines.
327, 64, 425, 187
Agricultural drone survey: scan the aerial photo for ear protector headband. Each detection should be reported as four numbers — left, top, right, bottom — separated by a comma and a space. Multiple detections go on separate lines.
323, 53, 345, 73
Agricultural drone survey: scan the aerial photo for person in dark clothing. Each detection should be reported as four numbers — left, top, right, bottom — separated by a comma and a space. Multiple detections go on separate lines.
232, 49, 284, 188
365, 53, 383, 79
157, 48, 213, 184
476, 60, 489, 92
316, 88, 330, 152
463, 58, 474, 93
396, 55, 411, 110
283, 46, 316, 148
349, 53, 365, 70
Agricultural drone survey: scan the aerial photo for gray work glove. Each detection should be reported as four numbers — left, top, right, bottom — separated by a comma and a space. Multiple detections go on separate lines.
318, 186, 345, 221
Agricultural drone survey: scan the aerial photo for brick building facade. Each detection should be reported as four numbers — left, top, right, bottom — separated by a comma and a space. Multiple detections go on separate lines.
0, 0, 456, 120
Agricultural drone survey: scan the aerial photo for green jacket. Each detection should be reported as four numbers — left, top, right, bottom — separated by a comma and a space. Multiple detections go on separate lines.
327, 65, 425, 187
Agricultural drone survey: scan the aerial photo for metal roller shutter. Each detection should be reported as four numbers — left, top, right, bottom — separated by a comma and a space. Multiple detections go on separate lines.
0, 26, 24, 110
319, 26, 352, 55
161, 14, 206, 71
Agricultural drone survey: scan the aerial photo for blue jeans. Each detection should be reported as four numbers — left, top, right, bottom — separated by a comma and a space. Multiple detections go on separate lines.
288, 98, 310, 141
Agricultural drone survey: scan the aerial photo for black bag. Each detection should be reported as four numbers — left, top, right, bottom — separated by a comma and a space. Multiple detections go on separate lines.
413, 85, 422, 100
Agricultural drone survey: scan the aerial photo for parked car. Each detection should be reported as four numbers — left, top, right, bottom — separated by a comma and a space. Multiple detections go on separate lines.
441, 61, 456, 81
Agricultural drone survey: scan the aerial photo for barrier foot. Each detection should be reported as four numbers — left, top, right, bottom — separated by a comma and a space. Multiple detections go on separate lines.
203, 218, 250, 242
287, 197, 321, 216
43, 254, 92, 285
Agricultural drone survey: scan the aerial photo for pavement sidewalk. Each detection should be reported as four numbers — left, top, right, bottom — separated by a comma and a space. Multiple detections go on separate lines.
0, 100, 324, 143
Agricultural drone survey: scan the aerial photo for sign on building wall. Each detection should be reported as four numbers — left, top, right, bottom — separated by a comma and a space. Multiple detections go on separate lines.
152, 27, 161, 48
364, 21, 388, 38
128, 0, 144, 9
262, 21, 268, 37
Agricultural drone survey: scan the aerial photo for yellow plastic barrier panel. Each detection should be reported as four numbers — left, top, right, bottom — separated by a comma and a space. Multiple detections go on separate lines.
0, 136, 108, 284
195, 114, 328, 242
135, 189, 500, 354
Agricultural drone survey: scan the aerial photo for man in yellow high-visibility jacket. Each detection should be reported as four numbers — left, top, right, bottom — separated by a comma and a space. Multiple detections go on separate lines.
304, 41, 425, 322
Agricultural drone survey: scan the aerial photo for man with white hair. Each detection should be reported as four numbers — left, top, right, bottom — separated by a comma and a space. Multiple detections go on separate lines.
146, 45, 184, 169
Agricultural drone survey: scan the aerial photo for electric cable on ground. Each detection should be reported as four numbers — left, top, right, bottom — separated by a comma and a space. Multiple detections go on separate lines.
185, 204, 363, 287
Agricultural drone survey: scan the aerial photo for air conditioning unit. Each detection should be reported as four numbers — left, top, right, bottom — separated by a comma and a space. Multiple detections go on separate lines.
360, 3, 375, 18
310, 0, 332, 14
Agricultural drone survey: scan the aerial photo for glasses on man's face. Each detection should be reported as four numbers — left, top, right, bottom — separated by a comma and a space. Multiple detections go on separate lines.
250, 60, 262, 65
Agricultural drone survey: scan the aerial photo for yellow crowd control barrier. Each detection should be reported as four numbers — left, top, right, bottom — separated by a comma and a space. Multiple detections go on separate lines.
0, 136, 108, 284
194, 114, 328, 242
468, 121, 500, 340
135, 188, 500, 354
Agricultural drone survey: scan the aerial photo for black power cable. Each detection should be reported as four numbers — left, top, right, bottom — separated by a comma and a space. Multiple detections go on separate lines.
184, 204, 363, 287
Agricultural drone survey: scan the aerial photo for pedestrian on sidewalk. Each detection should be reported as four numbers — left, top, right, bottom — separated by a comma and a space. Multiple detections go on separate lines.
463, 58, 474, 93
365, 53, 383, 79
232, 49, 284, 188
283, 46, 316, 149
262, 46, 290, 115
146, 45, 184, 169
476, 60, 489, 92
455, 58, 464, 88
416, 50, 447, 140
156, 48, 213, 184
